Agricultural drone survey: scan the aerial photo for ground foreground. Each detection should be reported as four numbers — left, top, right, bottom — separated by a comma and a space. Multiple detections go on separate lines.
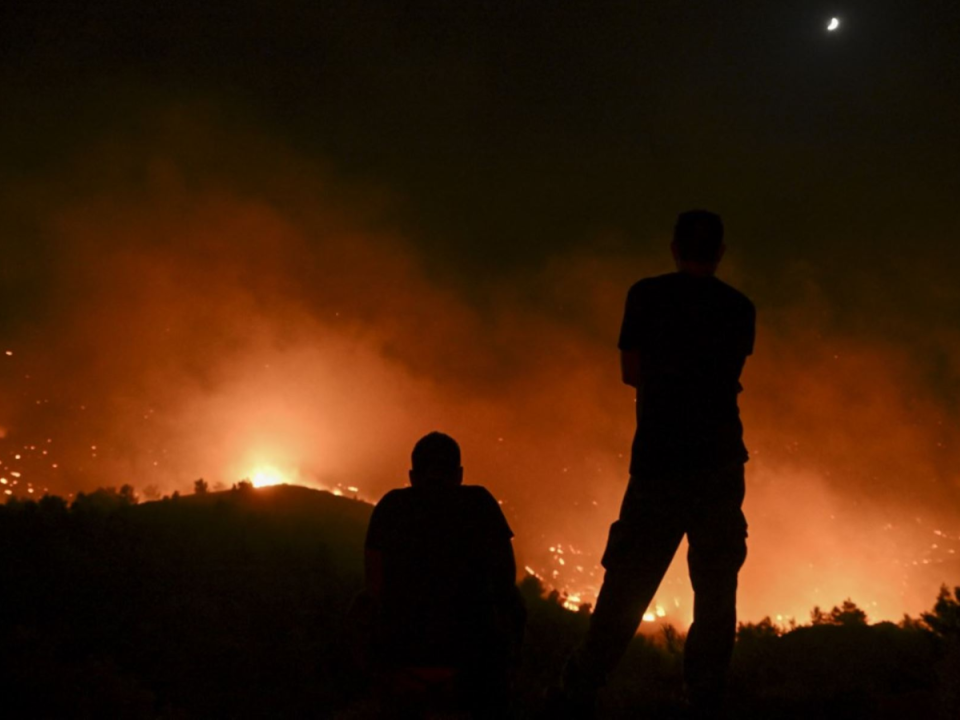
1, 485, 957, 718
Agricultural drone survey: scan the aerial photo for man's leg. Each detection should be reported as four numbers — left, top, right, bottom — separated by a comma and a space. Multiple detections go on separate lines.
684, 464, 748, 710
460, 664, 511, 719
564, 477, 685, 698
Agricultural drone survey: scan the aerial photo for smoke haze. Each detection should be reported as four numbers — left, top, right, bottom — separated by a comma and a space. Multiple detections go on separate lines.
1, 107, 958, 625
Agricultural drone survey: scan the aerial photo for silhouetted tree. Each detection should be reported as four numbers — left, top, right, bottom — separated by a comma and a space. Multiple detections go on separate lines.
194, 478, 209, 495
810, 605, 830, 626
737, 616, 781, 642
38, 493, 68, 517
922, 585, 960, 637
922, 586, 960, 719
830, 599, 868, 627
73, 487, 134, 514
518, 574, 548, 614
810, 599, 867, 627
661, 624, 685, 657
899, 613, 927, 631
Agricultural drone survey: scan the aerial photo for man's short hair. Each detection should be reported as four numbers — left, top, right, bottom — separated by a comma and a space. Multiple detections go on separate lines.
411, 432, 461, 481
674, 210, 724, 263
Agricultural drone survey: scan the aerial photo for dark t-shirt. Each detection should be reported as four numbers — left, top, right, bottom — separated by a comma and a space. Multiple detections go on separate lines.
365, 484, 515, 667
618, 272, 755, 473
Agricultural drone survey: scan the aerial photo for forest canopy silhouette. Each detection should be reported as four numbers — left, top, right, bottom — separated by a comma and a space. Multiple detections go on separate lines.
1, 485, 957, 718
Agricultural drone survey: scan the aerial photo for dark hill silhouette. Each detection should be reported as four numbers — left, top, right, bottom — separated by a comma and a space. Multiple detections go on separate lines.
171, 481, 370, 518
0, 484, 372, 718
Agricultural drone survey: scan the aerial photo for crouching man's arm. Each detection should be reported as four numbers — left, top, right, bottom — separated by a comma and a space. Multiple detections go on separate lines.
495, 538, 526, 658
482, 495, 526, 666
365, 548, 384, 598
347, 503, 390, 674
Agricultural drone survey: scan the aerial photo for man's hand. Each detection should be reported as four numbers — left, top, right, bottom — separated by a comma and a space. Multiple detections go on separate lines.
620, 349, 641, 388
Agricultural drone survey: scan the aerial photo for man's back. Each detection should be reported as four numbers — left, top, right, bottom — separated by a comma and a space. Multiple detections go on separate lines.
365, 484, 515, 668
619, 272, 755, 471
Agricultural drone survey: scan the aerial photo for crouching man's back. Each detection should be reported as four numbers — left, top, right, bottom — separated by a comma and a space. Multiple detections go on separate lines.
364, 432, 524, 718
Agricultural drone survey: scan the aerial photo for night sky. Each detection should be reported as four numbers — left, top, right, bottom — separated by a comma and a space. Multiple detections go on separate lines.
2, 1, 959, 623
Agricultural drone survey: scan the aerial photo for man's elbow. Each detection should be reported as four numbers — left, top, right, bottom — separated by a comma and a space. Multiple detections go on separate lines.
364, 549, 384, 597
620, 350, 641, 388
621, 366, 641, 388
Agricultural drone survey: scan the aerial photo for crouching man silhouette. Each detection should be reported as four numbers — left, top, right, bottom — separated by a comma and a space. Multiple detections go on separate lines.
364, 432, 525, 718
556, 210, 755, 718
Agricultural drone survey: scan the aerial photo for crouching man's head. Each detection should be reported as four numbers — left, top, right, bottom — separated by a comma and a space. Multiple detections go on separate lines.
671, 209, 725, 276
410, 432, 464, 489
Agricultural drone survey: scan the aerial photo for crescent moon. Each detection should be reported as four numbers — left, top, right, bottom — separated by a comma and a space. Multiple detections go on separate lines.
828, 18, 840, 31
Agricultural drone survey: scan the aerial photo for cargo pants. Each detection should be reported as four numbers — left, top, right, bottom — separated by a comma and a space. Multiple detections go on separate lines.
571, 461, 748, 704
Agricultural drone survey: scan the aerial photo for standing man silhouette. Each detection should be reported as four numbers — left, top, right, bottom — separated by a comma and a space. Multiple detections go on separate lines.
561, 210, 755, 716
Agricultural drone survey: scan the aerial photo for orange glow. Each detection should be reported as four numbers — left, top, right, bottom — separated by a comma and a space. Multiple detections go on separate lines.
249, 465, 288, 488
1, 126, 956, 630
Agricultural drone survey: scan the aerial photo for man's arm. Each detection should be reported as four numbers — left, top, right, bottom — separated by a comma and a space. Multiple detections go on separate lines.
364, 499, 390, 598
620, 349, 641, 388
487, 524, 526, 659
490, 535, 518, 593
618, 283, 643, 388
365, 549, 384, 598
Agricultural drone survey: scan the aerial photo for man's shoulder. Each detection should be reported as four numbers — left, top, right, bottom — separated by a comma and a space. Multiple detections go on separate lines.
627, 274, 754, 321
459, 485, 512, 536
375, 485, 499, 509
712, 278, 755, 313
628, 273, 675, 294
457, 484, 501, 506
372, 487, 415, 516
377, 487, 412, 504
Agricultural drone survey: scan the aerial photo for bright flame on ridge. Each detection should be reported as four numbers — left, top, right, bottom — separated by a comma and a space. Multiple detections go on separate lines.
249, 464, 288, 488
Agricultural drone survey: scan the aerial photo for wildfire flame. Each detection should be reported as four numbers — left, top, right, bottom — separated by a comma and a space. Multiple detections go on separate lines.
249, 465, 288, 488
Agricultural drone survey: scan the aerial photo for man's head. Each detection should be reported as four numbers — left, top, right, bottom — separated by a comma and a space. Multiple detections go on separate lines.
671, 210, 725, 275
409, 432, 464, 488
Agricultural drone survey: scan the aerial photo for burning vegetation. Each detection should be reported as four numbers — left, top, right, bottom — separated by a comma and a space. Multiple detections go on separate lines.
1, 112, 958, 630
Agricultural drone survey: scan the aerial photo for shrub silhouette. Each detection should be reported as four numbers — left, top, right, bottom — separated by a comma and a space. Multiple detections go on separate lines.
810, 598, 868, 627
922, 585, 960, 719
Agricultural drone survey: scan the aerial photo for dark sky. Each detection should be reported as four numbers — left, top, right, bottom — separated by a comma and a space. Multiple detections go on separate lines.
5, 0, 960, 401
1, 1, 959, 621
5, 0, 959, 272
